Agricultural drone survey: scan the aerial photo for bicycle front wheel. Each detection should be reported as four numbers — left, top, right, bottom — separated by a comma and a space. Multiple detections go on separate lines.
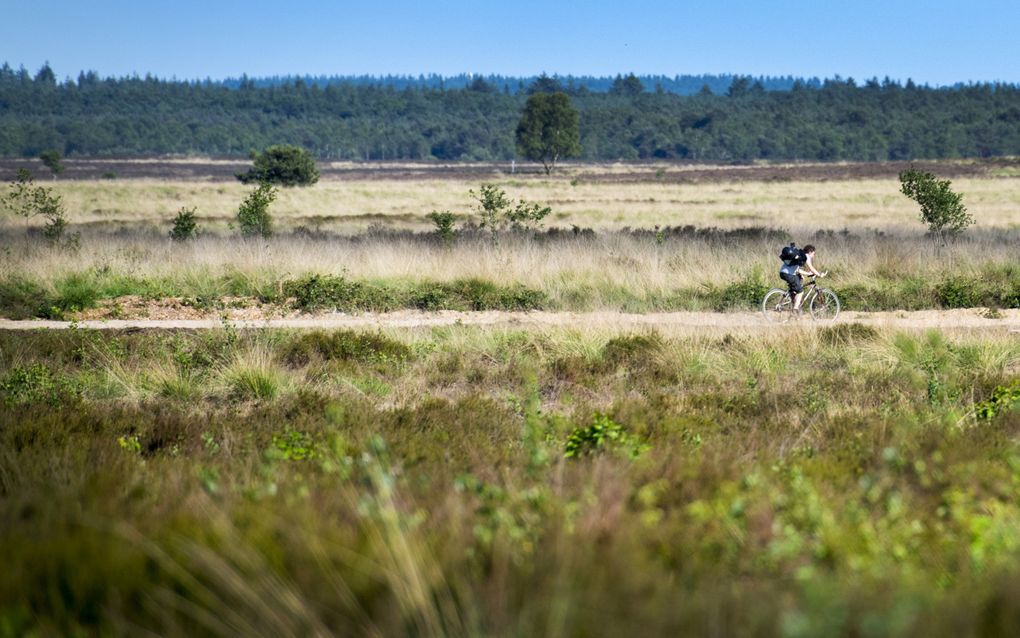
762, 288, 792, 323
810, 289, 841, 322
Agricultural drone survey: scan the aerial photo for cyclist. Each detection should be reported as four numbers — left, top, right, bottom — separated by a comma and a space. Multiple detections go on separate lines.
779, 244, 824, 313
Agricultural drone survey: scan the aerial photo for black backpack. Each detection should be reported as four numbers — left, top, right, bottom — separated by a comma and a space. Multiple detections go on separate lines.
779, 243, 806, 266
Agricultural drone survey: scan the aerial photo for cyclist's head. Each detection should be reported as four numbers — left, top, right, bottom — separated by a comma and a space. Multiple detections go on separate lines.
803, 244, 816, 255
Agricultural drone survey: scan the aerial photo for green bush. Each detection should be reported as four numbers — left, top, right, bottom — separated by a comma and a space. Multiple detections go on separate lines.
426, 210, 457, 244
818, 322, 879, 346
564, 413, 649, 459
281, 330, 411, 366
236, 183, 277, 238
169, 206, 199, 241
601, 333, 663, 368
283, 274, 396, 312
236, 145, 320, 187
713, 275, 770, 311
0, 277, 53, 319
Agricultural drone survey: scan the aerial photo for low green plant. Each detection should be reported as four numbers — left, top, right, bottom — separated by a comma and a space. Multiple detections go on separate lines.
564, 413, 649, 459
236, 182, 277, 238
426, 210, 457, 244
975, 380, 1020, 420
169, 206, 199, 241
281, 330, 411, 366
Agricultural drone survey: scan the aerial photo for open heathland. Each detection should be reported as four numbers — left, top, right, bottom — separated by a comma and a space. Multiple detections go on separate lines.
2, 159, 1019, 636
1, 323, 1020, 636
1, 159, 1019, 320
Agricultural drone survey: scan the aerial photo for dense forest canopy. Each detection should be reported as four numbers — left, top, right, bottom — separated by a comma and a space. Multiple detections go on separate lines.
2, 63, 1019, 162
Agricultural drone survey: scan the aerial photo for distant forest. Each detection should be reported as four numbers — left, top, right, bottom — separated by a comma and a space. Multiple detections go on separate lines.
3, 62, 1020, 162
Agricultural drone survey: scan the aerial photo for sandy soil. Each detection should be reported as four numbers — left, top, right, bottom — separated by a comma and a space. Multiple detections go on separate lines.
1, 309, 1018, 332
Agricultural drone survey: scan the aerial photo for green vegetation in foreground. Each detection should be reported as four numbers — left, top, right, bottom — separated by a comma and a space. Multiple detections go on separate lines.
1, 262, 1018, 319
1, 325, 1019, 636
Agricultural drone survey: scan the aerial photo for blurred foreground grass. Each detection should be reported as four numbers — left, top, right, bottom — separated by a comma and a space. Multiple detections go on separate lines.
1, 324, 1020, 636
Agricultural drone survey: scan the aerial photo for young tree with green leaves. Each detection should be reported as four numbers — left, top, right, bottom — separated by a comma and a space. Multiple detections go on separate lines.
515, 92, 581, 174
899, 169, 973, 249
1, 168, 74, 246
236, 183, 277, 238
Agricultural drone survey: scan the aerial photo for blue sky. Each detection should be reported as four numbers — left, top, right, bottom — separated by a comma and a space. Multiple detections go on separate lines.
3, 0, 1018, 85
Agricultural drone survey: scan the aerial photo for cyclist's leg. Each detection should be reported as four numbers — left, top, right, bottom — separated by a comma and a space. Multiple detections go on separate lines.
781, 273, 804, 309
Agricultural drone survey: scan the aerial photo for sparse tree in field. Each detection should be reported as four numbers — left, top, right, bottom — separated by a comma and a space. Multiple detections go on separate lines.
470, 183, 551, 242
515, 92, 581, 174
899, 168, 973, 249
236, 144, 320, 187
39, 150, 65, 178
426, 210, 457, 245
236, 183, 277, 238
1, 168, 75, 247
169, 206, 199, 241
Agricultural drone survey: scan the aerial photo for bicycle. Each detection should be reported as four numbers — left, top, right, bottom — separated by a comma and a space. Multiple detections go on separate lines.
762, 275, 840, 323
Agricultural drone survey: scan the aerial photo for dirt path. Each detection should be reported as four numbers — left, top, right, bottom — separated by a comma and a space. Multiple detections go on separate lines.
1, 309, 1018, 332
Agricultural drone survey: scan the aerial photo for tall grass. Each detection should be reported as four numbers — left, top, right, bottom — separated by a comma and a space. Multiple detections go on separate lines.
2, 325, 1020, 634
1, 228, 1018, 317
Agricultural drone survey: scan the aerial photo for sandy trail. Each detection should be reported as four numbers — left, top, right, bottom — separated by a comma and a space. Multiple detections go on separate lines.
1, 309, 1018, 332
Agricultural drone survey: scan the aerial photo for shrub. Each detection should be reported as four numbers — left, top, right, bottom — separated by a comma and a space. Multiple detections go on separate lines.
471, 183, 552, 239
975, 380, 1020, 420
283, 274, 394, 312
601, 333, 663, 368
445, 278, 547, 311
818, 322, 879, 346
0, 364, 73, 406
0, 277, 53, 319
564, 414, 648, 459
236, 145, 320, 186
713, 275, 770, 311
236, 182, 277, 238
281, 330, 411, 366
427, 210, 457, 244
1, 168, 76, 247
39, 150, 65, 177
169, 206, 199, 241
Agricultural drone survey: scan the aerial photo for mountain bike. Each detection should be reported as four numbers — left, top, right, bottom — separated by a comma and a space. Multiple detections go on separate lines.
762, 275, 840, 323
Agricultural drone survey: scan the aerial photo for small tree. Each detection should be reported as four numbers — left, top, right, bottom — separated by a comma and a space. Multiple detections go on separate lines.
515, 92, 581, 174
470, 183, 551, 242
237, 183, 277, 238
169, 206, 199, 241
39, 150, 64, 178
236, 145, 320, 187
1, 168, 75, 247
899, 169, 973, 249
426, 210, 457, 245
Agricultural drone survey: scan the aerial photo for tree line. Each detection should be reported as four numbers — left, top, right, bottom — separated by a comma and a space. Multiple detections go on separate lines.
2, 63, 1020, 162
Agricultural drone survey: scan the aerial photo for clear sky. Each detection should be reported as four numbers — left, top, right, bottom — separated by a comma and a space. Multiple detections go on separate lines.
3, 0, 1018, 85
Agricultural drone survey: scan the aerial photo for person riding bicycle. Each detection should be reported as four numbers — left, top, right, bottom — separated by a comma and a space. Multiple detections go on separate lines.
779, 244, 824, 313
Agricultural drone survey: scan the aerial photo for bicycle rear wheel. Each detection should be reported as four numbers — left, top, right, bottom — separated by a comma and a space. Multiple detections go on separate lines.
809, 289, 841, 321
762, 288, 792, 323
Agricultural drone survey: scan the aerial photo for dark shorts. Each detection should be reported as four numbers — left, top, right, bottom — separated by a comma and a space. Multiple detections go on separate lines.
780, 271, 803, 295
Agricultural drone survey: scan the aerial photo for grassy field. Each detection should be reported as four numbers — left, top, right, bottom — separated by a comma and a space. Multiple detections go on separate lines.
2, 323, 1019, 636
4, 173, 1020, 234
1, 163, 1018, 320
2, 161, 1020, 636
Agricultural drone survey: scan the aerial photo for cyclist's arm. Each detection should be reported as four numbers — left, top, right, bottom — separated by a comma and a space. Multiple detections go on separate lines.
800, 255, 823, 277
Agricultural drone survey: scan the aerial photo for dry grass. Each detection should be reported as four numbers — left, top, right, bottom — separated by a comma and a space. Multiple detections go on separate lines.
6, 173, 1019, 234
